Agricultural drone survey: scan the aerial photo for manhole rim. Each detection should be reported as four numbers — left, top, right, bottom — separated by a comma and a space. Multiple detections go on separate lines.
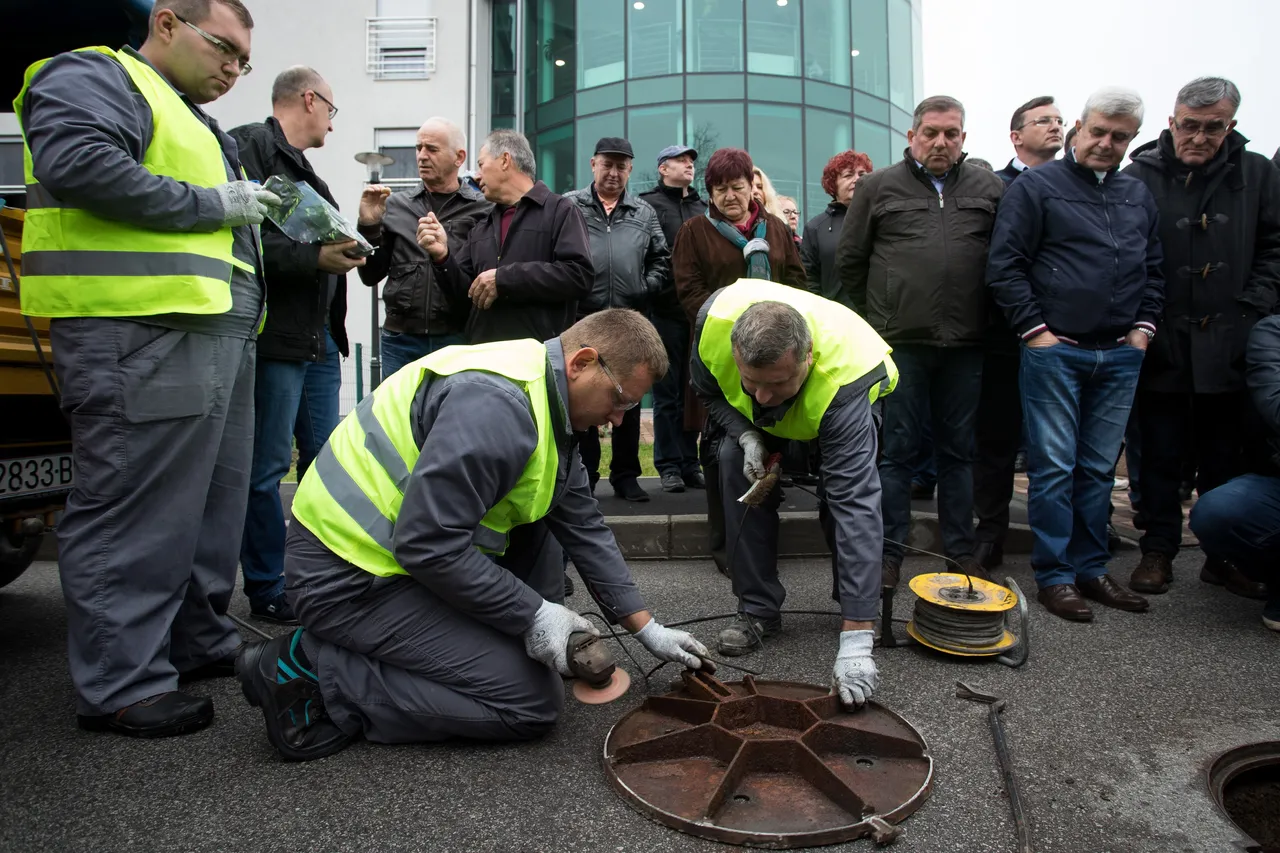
601, 679, 935, 849
1205, 740, 1280, 850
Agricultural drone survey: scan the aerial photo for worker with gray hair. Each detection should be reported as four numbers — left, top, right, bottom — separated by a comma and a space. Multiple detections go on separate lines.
357, 116, 492, 377
229, 66, 360, 625
988, 86, 1165, 622
688, 278, 896, 709
421, 129, 594, 345
1123, 76, 1280, 598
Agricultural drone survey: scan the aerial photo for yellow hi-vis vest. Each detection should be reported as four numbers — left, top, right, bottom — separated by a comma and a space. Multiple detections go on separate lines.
291, 340, 560, 577
697, 279, 898, 441
13, 46, 254, 318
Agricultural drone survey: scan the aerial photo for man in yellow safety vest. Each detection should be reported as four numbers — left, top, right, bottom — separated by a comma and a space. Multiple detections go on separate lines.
235, 309, 708, 761
15, 0, 279, 738
691, 279, 897, 709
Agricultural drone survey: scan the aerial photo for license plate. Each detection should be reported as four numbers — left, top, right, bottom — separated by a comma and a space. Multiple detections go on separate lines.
0, 454, 74, 499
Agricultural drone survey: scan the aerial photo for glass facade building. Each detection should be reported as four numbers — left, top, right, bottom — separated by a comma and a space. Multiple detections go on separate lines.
491, 0, 922, 226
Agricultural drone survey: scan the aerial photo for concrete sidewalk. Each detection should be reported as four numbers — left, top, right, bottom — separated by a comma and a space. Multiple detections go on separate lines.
2, 547, 1274, 853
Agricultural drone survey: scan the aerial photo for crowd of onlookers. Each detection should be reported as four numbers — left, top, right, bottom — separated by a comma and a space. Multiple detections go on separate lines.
225, 63, 1280, 634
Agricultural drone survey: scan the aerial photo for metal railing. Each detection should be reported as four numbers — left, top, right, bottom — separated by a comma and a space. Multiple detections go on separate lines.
366, 17, 437, 80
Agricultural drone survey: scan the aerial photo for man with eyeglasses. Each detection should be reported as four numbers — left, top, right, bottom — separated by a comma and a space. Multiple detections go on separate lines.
988, 87, 1165, 623
14, 0, 277, 738
565, 137, 670, 502
229, 67, 364, 625
1122, 77, 1280, 598
973, 96, 1065, 573
234, 309, 708, 761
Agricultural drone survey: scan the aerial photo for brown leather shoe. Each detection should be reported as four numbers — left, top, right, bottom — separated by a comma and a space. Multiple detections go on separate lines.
952, 555, 990, 582
1129, 552, 1173, 594
1036, 584, 1094, 622
882, 558, 901, 589
1200, 557, 1270, 600
1078, 574, 1150, 612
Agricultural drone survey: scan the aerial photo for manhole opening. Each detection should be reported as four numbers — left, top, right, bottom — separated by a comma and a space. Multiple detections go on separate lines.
733, 794, 750, 804
1224, 765, 1280, 852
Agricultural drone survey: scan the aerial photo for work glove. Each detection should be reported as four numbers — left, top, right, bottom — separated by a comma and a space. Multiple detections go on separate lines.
738, 430, 769, 483
832, 630, 879, 709
634, 619, 710, 670
522, 599, 597, 677
214, 180, 281, 227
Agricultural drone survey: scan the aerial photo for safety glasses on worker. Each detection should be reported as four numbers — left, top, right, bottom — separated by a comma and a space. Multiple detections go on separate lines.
596, 356, 639, 412
177, 16, 253, 76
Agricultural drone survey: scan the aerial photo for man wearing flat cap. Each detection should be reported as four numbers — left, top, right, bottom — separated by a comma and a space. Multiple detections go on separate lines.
566, 137, 671, 501
641, 145, 709, 495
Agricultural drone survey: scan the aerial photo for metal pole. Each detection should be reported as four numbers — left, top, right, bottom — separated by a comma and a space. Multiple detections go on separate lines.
355, 341, 364, 402
367, 169, 382, 391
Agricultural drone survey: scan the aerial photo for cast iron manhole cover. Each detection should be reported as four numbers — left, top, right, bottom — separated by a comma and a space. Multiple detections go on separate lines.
603, 671, 933, 848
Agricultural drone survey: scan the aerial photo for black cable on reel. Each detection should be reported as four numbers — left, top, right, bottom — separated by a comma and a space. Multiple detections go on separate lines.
912, 599, 1007, 650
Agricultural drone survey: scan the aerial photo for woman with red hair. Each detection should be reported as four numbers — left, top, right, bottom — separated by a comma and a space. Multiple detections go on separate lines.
801, 150, 873, 307
670, 147, 807, 572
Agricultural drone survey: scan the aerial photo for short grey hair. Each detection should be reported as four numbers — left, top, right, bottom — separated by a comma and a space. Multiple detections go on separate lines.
730, 302, 812, 368
420, 117, 467, 154
484, 129, 536, 177
1082, 86, 1145, 125
913, 95, 966, 131
271, 66, 325, 105
1176, 77, 1241, 113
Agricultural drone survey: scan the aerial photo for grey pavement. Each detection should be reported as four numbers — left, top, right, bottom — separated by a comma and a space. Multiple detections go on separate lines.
2, 547, 1276, 853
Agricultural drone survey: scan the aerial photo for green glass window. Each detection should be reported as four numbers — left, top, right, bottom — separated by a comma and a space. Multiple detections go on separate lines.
686, 74, 745, 101
578, 0, 625, 89
576, 111, 626, 188
687, 0, 743, 73
627, 105, 684, 186
628, 75, 683, 106
492, 0, 516, 72
747, 103, 803, 210
805, 108, 852, 219
536, 124, 575, 193
887, 0, 913, 113
532, 0, 574, 104
747, 75, 802, 104
804, 0, 851, 87
851, 0, 888, 100
688, 102, 745, 156
746, 0, 800, 77
578, 82, 625, 116
854, 117, 892, 172
629, 0, 683, 78
912, 4, 923, 107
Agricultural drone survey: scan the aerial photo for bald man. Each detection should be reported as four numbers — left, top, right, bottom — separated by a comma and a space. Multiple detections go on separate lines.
358, 117, 494, 377
230, 66, 363, 622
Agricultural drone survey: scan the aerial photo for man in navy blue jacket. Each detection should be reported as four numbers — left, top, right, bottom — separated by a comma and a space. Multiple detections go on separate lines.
988, 87, 1166, 622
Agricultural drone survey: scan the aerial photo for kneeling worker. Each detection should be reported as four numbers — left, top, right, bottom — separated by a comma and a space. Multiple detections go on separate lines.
692, 280, 896, 708
236, 309, 708, 760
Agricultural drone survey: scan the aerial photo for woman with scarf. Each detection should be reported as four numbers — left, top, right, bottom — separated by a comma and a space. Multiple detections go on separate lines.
672, 147, 807, 572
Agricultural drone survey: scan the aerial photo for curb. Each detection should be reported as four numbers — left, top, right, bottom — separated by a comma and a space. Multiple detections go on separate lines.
607, 511, 1039, 561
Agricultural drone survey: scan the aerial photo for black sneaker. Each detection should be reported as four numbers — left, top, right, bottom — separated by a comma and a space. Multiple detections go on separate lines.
660, 471, 686, 493
236, 629, 355, 762
716, 614, 781, 657
250, 592, 299, 625
683, 470, 706, 489
78, 691, 214, 738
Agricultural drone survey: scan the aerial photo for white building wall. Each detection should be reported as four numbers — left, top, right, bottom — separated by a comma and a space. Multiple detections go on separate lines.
203, 0, 487, 398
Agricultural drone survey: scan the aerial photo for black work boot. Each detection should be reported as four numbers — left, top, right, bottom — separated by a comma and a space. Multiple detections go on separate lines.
78, 691, 214, 738
716, 614, 782, 657
1129, 552, 1173, 594
236, 629, 355, 762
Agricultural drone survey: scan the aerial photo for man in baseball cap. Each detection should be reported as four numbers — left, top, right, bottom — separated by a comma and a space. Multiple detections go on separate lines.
657, 144, 698, 167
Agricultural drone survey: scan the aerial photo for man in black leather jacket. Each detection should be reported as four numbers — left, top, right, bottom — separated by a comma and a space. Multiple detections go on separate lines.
564, 137, 670, 501
230, 66, 360, 623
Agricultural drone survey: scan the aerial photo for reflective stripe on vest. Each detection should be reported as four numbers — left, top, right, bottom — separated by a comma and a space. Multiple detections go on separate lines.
698, 279, 898, 441
13, 46, 250, 318
291, 340, 560, 577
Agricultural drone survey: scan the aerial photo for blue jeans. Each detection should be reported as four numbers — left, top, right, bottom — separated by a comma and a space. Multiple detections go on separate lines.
1189, 474, 1280, 619
380, 330, 466, 380
1021, 343, 1144, 588
879, 344, 983, 561
650, 313, 699, 477
240, 329, 341, 603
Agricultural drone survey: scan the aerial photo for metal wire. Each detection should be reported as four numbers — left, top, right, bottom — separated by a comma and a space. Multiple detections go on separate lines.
913, 600, 1006, 648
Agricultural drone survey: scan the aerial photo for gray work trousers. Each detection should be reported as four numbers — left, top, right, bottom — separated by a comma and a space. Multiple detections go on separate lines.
719, 436, 839, 620
50, 319, 255, 715
284, 521, 565, 744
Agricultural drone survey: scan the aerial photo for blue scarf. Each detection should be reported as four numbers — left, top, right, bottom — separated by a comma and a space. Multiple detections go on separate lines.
707, 209, 771, 280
